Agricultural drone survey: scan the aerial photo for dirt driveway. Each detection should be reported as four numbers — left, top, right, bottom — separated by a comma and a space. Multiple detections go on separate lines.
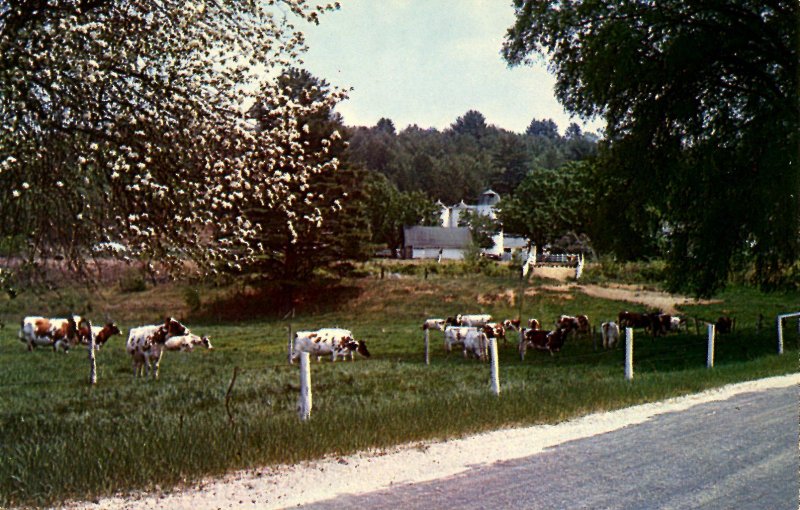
534, 266, 719, 315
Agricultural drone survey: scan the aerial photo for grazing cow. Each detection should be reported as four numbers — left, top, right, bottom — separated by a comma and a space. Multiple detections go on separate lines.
19, 315, 81, 352
618, 311, 652, 330
601, 321, 621, 349
457, 314, 492, 327
556, 315, 581, 334
421, 319, 446, 331
443, 326, 477, 354
576, 315, 591, 335
482, 322, 506, 345
462, 330, 489, 361
291, 328, 370, 363
519, 327, 569, 359
715, 316, 733, 334
163, 333, 213, 352
76, 321, 122, 349
126, 317, 190, 378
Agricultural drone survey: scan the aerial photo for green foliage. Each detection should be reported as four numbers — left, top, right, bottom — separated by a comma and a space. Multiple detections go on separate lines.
242, 69, 371, 287
118, 271, 147, 293
504, 0, 799, 297
347, 113, 597, 204
457, 209, 499, 250
362, 172, 440, 251
498, 161, 595, 248
581, 257, 668, 287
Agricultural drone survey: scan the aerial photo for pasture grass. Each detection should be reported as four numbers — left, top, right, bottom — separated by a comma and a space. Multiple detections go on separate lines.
0, 273, 797, 507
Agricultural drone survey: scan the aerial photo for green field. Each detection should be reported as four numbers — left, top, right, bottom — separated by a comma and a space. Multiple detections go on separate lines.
0, 270, 797, 507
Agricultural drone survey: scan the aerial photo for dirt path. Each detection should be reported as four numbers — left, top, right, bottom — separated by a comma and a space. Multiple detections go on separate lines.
533, 266, 719, 315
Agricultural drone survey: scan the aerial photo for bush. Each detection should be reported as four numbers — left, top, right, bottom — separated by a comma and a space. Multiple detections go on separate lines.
119, 270, 147, 292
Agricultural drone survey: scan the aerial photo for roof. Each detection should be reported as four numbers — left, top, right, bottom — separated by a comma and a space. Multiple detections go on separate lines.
403, 226, 472, 249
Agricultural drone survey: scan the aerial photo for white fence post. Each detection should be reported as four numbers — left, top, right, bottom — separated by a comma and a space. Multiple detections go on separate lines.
625, 327, 634, 381
298, 352, 312, 421
87, 320, 97, 385
575, 253, 584, 280
424, 329, 430, 365
288, 324, 294, 364
776, 312, 800, 355
489, 336, 500, 396
707, 323, 715, 368
518, 328, 526, 361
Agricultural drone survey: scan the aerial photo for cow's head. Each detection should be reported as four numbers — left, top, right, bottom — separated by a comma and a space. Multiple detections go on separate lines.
201, 336, 213, 350
445, 316, 459, 326
105, 322, 122, 336
165, 317, 188, 336
355, 339, 370, 358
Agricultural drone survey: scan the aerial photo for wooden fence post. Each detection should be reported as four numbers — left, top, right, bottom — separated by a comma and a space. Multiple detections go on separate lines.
424, 328, 430, 366
298, 352, 312, 421
625, 327, 634, 381
489, 336, 500, 396
707, 323, 715, 368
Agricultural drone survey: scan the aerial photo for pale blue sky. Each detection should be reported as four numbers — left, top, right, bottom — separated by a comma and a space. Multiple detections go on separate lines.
302, 0, 603, 135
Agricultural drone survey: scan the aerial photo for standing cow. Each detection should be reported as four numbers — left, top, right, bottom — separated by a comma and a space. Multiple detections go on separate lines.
126, 317, 190, 378
291, 328, 370, 363
19, 315, 81, 352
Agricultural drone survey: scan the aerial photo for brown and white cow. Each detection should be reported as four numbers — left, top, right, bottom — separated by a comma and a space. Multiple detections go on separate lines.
126, 317, 190, 378
19, 315, 81, 352
421, 319, 447, 331
462, 329, 489, 361
519, 327, 569, 359
618, 311, 652, 330
443, 326, 478, 354
291, 328, 370, 363
76, 321, 122, 349
456, 314, 493, 327
503, 318, 521, 331
482, 322, 507, 345
601, 321, 621, 349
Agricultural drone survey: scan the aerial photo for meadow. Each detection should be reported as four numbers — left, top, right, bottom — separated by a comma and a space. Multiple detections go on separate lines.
0, 265, 797, 507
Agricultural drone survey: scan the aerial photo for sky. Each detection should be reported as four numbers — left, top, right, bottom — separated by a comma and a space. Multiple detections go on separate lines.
301, 0, 604, 135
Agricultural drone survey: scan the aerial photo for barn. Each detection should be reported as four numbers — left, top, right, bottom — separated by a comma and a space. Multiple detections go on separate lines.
402, 226, 472, 260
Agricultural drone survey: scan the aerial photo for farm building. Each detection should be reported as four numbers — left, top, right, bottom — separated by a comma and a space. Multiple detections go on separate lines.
439, 189, 500, 228
402, 226, 472, 260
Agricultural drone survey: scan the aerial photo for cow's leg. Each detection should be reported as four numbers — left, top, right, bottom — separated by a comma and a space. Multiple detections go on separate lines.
519, 341, 526, 361
153, 351, 164, 379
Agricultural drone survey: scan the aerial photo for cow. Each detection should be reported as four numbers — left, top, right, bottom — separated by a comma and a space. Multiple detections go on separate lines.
126, 317, 190, 378
76, 321, 122, 349
503, 318, 521, 331
618, 311, 652, 330
443, 326, 477, 354
163, 333, 213, 352
601, 321, 621, 349
557, 314, 590, 336
482, 322, 506, 345
421, 319, 446, 331
519, 327, 569, 359
457, 314, 492, 327
462, 329, 489, 361
19, 315, 81, 352
291, 328, 370, 363
715, 316, 734, 334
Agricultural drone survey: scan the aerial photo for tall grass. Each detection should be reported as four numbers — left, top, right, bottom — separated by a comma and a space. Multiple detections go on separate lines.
0, 275, 796, 507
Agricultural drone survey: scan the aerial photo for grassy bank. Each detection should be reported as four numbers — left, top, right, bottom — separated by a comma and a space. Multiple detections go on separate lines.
0, 273, 796, 507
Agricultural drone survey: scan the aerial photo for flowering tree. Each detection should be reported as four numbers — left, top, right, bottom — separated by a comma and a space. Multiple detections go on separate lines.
0, 0, 343, 281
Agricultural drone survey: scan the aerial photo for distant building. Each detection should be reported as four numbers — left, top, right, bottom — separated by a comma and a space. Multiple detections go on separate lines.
439, 189, 500, 228
402, 226, 472, 260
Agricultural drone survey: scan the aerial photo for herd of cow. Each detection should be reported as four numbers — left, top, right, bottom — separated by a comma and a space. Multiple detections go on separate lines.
16, 309, 735, 375
18, 315, 212, 379
422, 311, 735, 361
